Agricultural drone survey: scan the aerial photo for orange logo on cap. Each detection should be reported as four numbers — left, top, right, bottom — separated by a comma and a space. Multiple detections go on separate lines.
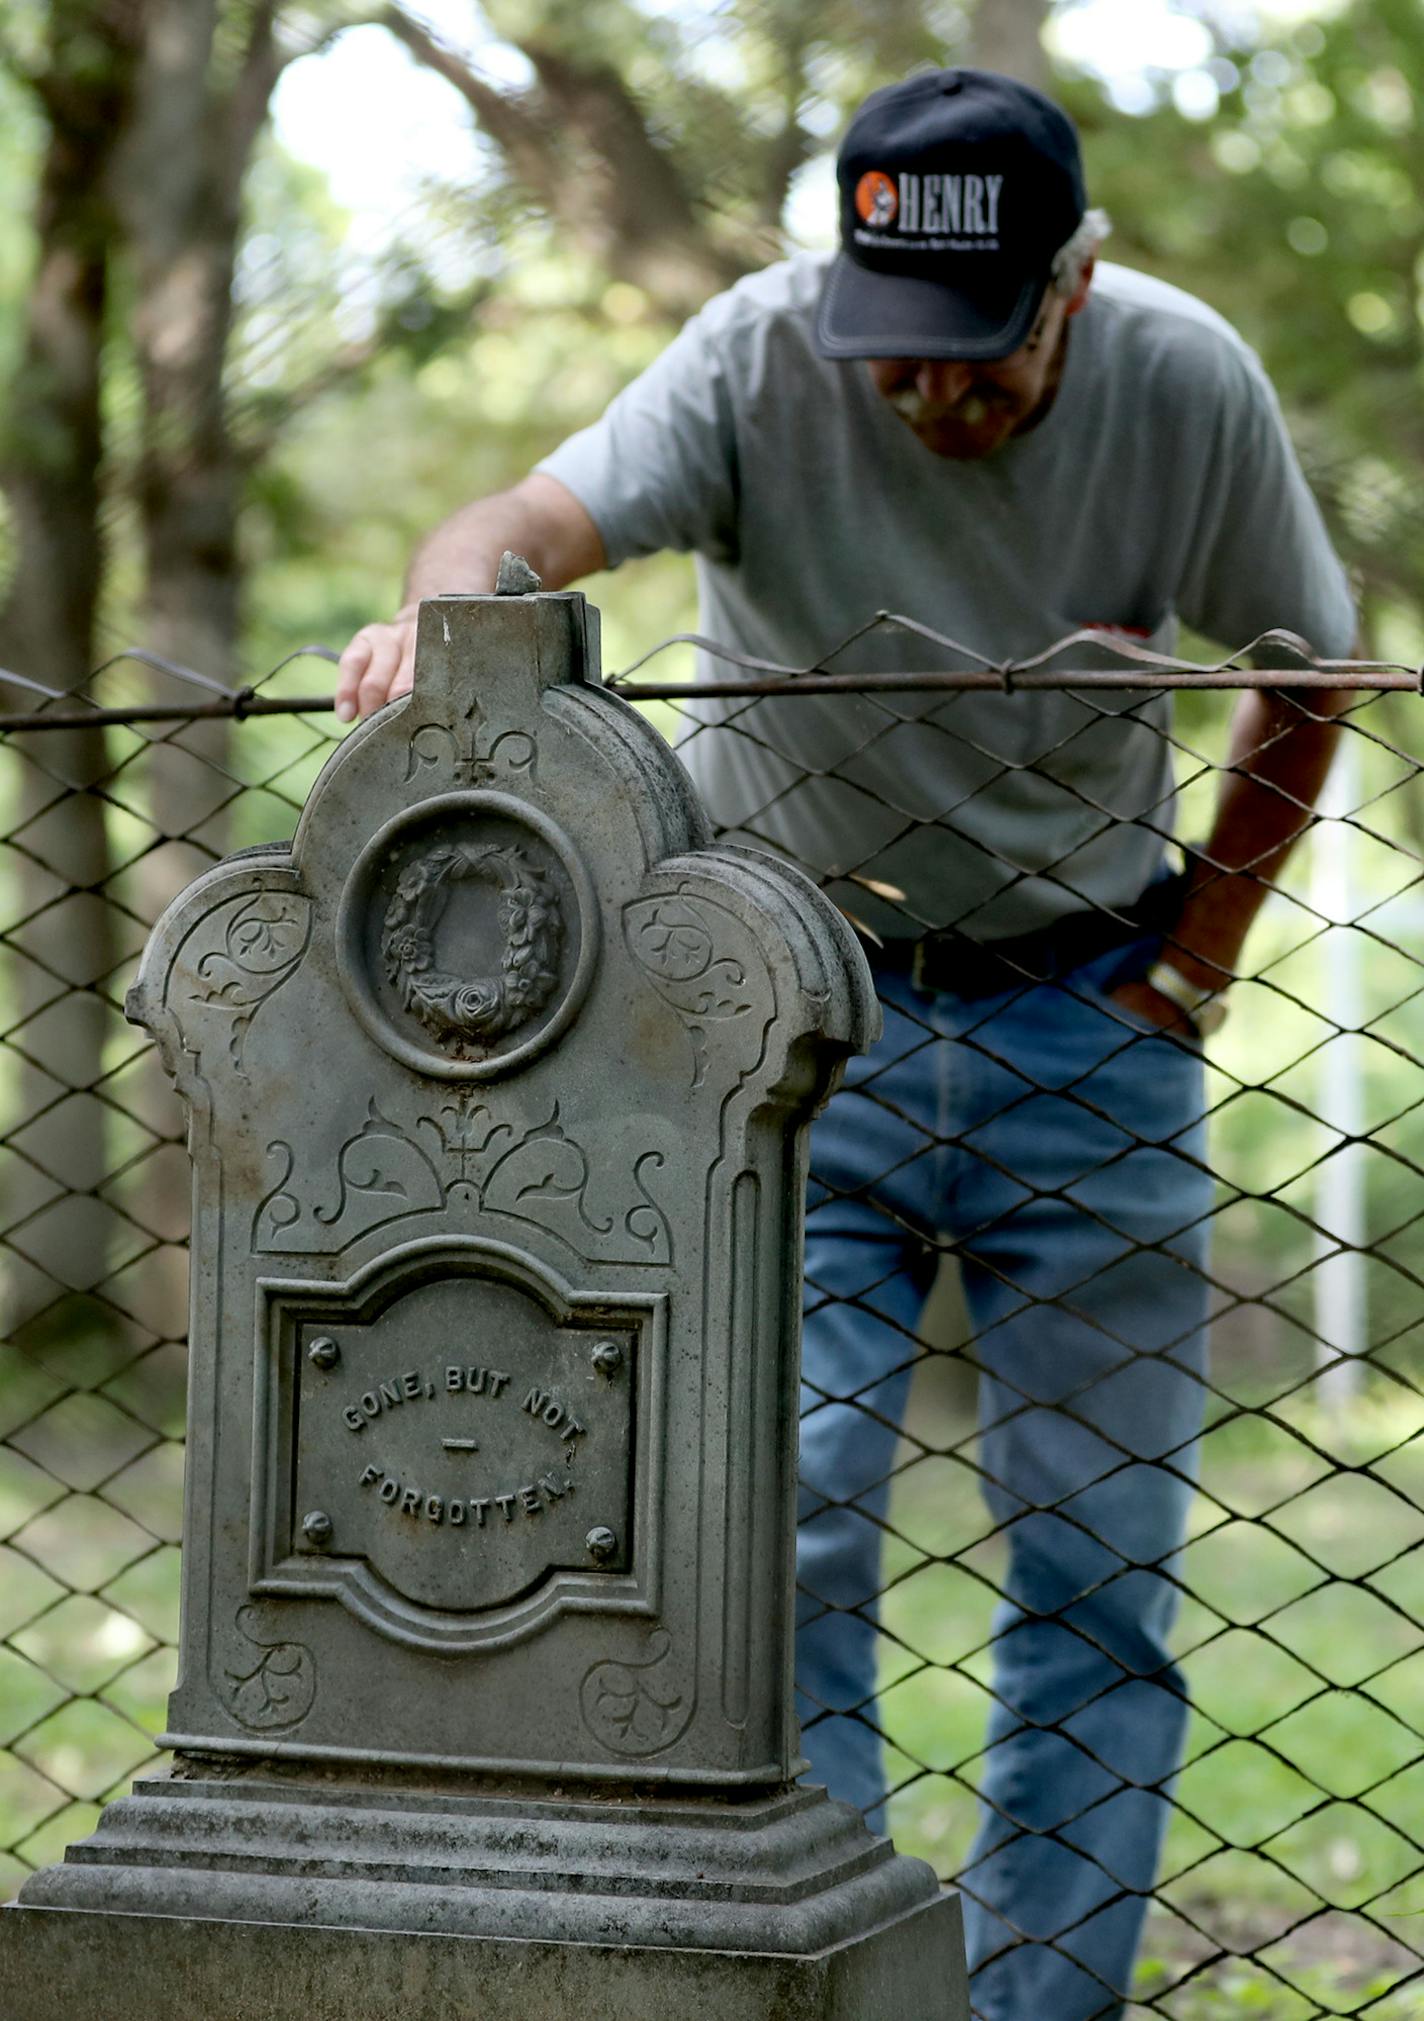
855, 171, 898, 227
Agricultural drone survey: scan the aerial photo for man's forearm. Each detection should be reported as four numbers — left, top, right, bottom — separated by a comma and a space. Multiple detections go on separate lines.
1167, 683, 1350, 989
337, 473, 606, 720
403, 475, 603, 604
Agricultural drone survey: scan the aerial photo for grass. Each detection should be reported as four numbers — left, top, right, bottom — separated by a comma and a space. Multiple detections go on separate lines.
879, 1350, 1424, 2015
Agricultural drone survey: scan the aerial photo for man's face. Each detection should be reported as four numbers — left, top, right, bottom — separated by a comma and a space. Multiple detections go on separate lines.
864, 266, 1092, 461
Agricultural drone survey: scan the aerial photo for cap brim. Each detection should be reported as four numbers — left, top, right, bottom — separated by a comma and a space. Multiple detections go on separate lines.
814, 253, 1047, 361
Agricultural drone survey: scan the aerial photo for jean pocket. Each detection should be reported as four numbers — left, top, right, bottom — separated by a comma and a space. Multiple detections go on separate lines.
1073, 936, 1201, 1043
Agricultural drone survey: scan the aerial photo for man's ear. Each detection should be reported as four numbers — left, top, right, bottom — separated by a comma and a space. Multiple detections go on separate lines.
1065, 257, 1096, 321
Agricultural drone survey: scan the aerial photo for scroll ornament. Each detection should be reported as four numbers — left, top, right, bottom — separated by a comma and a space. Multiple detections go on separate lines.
224, 1606, 317, 1732
580, 1630, 692, 1757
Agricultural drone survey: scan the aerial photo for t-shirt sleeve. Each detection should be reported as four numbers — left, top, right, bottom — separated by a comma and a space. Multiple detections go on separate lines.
1176, 349, 1356, 657
535, 305, 740, 568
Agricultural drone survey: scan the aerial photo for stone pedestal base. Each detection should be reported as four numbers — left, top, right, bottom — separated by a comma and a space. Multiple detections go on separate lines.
0, 1895, 964, 2021
0, 1767, 968, 2021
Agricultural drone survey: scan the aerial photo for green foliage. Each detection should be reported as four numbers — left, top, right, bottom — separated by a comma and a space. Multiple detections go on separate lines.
229, 0, 1424, 673
1071, 2, 1424, 630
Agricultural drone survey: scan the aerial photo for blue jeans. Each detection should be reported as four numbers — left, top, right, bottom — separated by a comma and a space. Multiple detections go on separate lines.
797, 944, 1212, 2021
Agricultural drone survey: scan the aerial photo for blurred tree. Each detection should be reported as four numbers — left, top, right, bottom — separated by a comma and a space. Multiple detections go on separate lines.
370, 0, 941, 314
1069, 1, 1424, 645
113, 0, 281, 694
970, 0, 1051, 89
0, 2, 138, 1316
0, 1, 363, 1316
0, 2, 133, 694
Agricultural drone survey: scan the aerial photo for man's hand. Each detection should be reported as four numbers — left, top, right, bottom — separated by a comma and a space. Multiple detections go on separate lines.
332, 474, 605, 724
335, 605, 420, 723
1106, 977, 1199, 1038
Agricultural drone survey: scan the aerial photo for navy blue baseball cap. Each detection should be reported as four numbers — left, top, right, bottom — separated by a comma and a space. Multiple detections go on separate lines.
816, 68, 1088, 361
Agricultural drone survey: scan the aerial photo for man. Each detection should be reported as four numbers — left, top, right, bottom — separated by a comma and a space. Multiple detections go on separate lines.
339, 69, 1355, 2021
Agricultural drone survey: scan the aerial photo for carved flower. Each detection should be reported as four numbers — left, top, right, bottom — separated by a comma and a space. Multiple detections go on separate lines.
394, 854, 444, 902
387, 925, 434, 972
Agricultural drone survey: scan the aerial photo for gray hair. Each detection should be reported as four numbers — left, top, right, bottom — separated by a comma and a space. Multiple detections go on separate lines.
1051, 208, 1112, 296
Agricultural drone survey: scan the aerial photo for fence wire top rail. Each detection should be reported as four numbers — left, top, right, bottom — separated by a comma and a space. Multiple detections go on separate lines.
0, 646, 341, 733
0, 620, 1419, 733
600, 615, 1421, 697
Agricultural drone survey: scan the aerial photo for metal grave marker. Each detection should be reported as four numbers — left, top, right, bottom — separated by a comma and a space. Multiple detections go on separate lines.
0, 582, 969, 2020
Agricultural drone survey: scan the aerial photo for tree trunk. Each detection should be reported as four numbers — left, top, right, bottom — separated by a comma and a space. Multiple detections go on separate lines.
110, 0, 284, 1294
115, 0, 244, 712
0, 5, 137, 1335
112, 0, 286, 808
970, 0, 1052, 93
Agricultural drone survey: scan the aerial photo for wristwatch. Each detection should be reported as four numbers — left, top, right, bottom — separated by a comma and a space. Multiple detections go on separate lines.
1144, 959, 1229, 1037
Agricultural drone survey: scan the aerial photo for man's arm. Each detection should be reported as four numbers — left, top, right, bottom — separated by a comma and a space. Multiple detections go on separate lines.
1115, 676, 1353, 1031
334, 472, 606, 721
1170, 681, 1350, 984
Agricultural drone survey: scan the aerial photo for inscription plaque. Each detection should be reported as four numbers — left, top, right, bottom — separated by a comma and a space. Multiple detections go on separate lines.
294, 1277, 631, 1608
253, 1237, 662, 1652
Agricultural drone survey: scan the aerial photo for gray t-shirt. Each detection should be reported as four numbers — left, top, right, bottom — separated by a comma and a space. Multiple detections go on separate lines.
539, 255, 1355, 939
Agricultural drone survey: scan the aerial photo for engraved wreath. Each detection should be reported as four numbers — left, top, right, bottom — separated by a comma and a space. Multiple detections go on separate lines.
382, 840, 563, 1051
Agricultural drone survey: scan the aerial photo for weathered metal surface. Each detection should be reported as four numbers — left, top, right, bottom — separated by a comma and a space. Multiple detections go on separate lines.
112, 586, 879, 1780
14, 1774, 942, 1953
0, 1894, 967, 2021
278, 1269, 637, 1619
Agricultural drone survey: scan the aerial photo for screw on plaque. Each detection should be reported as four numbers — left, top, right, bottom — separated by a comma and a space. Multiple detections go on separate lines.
591, 1341, 623, 1377
585, 1526, 618, 1564
308, 1337, 340, 1370
302, 1511, 334, 1547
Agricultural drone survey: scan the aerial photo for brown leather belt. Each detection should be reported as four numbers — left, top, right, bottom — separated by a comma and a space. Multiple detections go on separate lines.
875, 871, 1188, 1001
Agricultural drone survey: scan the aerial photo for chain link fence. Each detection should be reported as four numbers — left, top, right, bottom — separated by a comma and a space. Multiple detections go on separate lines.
2, 639, 1423, 2019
